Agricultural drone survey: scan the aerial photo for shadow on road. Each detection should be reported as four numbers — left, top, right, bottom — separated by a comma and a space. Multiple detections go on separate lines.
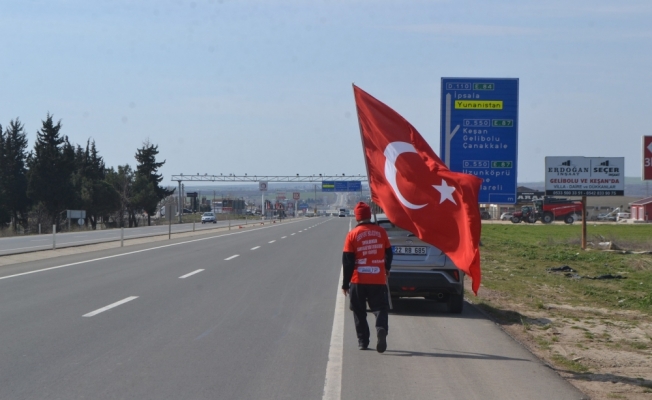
560, 370, 652, 391
384, 348, 530, 362
386, 298, 486, 320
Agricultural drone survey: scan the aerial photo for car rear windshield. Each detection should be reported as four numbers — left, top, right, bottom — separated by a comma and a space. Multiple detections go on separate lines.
376, 220, 413, 237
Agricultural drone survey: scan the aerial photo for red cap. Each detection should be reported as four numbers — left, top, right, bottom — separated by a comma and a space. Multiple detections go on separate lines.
354, 202, 371, 221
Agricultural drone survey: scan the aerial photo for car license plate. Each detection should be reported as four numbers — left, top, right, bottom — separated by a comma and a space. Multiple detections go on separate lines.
393, 246, 427, 255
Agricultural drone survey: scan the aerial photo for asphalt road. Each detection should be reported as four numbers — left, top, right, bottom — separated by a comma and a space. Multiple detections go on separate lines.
0, 218, 258, 256
0, 217, 586, 400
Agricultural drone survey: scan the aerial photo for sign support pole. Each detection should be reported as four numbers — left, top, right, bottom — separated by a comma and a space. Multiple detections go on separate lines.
581, 196, 587, 250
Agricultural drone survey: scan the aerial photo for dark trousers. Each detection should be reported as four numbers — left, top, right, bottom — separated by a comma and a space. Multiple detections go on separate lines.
349, 283, 389, 345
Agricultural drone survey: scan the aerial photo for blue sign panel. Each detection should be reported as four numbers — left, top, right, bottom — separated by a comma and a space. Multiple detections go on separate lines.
346, 181, 362, 192
321, 181, 362, 192
440, 78, 518, 204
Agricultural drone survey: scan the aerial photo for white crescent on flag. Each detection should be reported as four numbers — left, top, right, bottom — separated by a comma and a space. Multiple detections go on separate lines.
383, 142, 427, 210
384, 141, 457, 208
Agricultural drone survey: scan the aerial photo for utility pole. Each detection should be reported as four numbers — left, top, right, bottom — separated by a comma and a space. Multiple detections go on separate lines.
178, 180, 182, 223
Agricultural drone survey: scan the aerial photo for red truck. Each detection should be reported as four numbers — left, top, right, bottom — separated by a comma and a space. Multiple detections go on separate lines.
511, 197, 583, 224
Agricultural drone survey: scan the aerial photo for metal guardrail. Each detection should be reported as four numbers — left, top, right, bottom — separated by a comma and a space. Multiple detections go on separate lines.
0, 217, 286, 257
170, 174, 369, 182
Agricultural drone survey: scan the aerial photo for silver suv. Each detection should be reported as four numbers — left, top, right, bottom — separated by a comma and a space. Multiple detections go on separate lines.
374, 214, 465, 313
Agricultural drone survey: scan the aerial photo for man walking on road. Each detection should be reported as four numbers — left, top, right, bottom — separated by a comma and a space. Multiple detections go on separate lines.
342, 202, 393, 353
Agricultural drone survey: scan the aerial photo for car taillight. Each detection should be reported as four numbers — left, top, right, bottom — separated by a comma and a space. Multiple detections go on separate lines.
452, 270, 459, 281
401, 286, 416, 291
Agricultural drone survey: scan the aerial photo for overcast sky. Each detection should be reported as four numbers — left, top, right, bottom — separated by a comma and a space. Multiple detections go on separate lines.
2, 0, 651, 184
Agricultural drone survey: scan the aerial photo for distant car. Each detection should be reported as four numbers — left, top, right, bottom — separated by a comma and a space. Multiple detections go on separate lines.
616, 212, 630, 222
374, 214, 464, 313
500, 212, 513, 221
201, 212, 217, 224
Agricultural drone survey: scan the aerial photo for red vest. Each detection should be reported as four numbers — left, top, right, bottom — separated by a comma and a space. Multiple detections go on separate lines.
343, 223, 391, 285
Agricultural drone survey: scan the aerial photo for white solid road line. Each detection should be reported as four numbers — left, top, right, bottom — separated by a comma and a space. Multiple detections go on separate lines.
179, 269, 204, 279
268, 240, 276, 243
321, 218, 352, 399
251, 246, 261, 250
224, 255, 239, 260
83, 296, 138, 317
322, 267, 345, 400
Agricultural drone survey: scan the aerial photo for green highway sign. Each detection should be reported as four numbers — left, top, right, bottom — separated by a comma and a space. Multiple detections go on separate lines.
473, 83, 495, 90
492, 161, 513, 168
492, 119, 513, 127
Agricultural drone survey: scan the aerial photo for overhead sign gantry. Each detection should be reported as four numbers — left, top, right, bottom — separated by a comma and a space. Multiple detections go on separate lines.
170, 174, 368, 222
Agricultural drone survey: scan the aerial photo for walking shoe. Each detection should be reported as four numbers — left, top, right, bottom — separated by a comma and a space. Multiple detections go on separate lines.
376, 328, 387, 353
358, 341, 369, 350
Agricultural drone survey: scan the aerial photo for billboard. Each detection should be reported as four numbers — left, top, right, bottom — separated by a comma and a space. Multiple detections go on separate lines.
644, 136, 652, 181
516, 191, 545, 204
544, 157, 624, 196
440, 78, 519, 204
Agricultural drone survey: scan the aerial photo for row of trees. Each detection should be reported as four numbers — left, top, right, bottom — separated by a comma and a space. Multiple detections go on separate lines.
0, 114, 174, 232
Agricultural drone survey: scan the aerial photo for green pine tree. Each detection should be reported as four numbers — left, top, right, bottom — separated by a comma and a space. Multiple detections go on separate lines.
71, 139, 120, 229
2, 119, 30, 231
134, 140, 174, 226
0, 123, 10, 228
26, 114, 76, 230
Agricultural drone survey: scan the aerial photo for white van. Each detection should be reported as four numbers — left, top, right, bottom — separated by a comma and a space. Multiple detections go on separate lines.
338, 208, 347, 217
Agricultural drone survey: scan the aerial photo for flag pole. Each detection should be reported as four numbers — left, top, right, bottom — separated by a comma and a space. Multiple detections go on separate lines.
352, 83, 392, 310
352, 84, 375, 207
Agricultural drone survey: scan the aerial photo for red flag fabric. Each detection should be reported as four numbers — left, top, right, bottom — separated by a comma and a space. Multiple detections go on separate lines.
353, 85, 483, 294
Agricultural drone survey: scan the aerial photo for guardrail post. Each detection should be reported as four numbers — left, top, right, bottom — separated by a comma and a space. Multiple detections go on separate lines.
39, 224, 41, 235
121, 227, 124, 247
52, 224, 56, 250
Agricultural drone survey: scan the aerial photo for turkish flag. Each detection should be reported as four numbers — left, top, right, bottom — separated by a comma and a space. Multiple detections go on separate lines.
353, 85, 483, 294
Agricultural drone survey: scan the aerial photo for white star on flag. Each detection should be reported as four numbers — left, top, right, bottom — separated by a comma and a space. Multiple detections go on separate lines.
433, 180, 456, 204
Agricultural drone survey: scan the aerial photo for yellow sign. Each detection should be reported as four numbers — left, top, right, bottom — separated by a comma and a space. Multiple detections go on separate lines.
455, 100, 503, 110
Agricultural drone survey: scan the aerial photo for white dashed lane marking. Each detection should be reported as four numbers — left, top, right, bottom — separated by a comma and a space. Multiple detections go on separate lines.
251, 246, 260, 250
83, 296, 138, 317
179, 269, 204, 279
225, 255, 239, 260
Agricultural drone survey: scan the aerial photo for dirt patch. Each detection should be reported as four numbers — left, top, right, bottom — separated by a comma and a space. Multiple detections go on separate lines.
470, 282, 652, 400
